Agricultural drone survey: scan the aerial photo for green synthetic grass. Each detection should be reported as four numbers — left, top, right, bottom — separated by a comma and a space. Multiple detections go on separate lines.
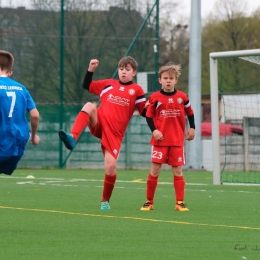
1, 169, 260, 260
221, 170, 260, 184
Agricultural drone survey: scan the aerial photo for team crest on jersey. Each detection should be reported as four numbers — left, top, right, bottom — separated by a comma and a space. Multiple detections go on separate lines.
168, 98, 173, 103
128, 89, 135, 95
177, 98, 183, 104
119, 86, 125, 91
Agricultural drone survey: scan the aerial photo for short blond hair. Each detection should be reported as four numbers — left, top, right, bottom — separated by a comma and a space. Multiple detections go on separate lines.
158, 63, 181, 78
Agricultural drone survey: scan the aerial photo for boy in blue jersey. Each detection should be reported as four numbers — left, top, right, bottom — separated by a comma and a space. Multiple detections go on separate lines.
0, 50, 40, 175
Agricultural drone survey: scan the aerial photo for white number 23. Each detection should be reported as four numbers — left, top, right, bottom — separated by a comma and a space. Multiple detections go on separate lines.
152, 150, 163, 160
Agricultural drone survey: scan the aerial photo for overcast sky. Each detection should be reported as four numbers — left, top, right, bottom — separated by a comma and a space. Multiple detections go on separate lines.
182, 0, 260, 18
1, 0, 260, 17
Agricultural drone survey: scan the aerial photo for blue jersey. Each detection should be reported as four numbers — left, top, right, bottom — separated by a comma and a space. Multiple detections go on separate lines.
0, 76, 36, 156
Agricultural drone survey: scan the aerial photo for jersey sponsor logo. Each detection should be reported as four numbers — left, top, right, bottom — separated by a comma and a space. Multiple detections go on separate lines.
107, 94, 130, 106
128, 89, 135, 95
168, 98, 174, 103
160, 109, 180, 118
177, 98, 183, 104
119, 86, 125, 91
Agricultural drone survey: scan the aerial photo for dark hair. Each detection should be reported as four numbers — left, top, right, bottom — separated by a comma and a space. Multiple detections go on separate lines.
0, 50, 14, 71
118, 56, 138, 71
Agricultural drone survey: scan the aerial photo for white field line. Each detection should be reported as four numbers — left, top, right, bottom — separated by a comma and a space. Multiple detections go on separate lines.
0, 175, 207, 185
1, 176, 260, 193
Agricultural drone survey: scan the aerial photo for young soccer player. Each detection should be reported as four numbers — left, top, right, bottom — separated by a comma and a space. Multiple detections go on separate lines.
59, 56, 147, 210
0, 50, 40, 175
140, 63, 195, 212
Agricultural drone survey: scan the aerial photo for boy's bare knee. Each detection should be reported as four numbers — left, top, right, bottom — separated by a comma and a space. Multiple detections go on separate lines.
82, 102, 94, 110
105, 162, 116, 175
81, 102, 96, 115
172, 166, 183, 176
150, 162, 161, 176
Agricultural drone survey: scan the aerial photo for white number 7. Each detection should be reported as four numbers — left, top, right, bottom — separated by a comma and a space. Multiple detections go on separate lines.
6, 91, 16, 117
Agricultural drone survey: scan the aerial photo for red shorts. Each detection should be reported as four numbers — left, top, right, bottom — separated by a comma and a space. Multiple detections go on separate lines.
151, 145, 185, 166
88, 109, 122, 160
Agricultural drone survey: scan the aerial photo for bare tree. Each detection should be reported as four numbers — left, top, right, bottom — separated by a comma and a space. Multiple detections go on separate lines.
159, 0, 190, 91
1, 0, 156, 103
201, 0, 260, 93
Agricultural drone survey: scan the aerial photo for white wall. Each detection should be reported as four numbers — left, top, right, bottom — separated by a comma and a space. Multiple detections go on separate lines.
202, 139, 213, 171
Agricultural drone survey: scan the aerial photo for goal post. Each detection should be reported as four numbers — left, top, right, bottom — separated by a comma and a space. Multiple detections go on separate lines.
209, 49, 260, 185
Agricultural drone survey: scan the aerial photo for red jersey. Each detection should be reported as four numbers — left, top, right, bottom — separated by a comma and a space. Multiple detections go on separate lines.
89, 79, 146, 139
146, 89, 194, 146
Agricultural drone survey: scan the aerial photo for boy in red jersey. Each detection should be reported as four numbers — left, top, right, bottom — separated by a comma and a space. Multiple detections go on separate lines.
140, 63, 195, 212
59, 56, 147, 210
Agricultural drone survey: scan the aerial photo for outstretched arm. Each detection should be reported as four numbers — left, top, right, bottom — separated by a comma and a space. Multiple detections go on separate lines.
88, 59, 99, 72
140, 100, 150, 117
82, 59, 100, 90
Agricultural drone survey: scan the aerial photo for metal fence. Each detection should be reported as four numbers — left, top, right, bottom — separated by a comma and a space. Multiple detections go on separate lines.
1, 0, 161, 169
20, 104, 152, 169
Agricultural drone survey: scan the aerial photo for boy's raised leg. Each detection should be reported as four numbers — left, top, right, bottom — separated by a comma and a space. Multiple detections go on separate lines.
59, 111, 90, 150
58, 130, 76, 150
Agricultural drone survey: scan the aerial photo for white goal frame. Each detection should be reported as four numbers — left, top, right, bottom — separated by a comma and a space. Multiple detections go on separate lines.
209, 49, 260, 185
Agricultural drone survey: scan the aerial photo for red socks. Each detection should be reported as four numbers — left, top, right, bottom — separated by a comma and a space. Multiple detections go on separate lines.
101, 174, 117, 202
146, 173, 158, 203
174, 175, 185, 202
145, 174, 185, 204
71, 111, 90, 141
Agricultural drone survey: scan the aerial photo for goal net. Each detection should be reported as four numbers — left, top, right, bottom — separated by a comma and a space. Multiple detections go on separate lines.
209, 49, 260, 185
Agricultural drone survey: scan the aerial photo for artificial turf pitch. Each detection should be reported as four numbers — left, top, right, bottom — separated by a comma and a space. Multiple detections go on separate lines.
1, 169, 260, 260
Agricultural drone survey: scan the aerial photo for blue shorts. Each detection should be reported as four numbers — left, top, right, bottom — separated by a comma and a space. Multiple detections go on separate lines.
0, 155, 23, 175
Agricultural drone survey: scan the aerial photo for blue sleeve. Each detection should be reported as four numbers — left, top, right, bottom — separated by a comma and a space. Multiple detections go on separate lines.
25, 90, 36, 111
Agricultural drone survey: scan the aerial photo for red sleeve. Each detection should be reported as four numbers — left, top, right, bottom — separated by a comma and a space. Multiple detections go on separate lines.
185, 103, 194, 116
135, 85, 146, 115
89, 79, 112, 96
146, 95, 156, 118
